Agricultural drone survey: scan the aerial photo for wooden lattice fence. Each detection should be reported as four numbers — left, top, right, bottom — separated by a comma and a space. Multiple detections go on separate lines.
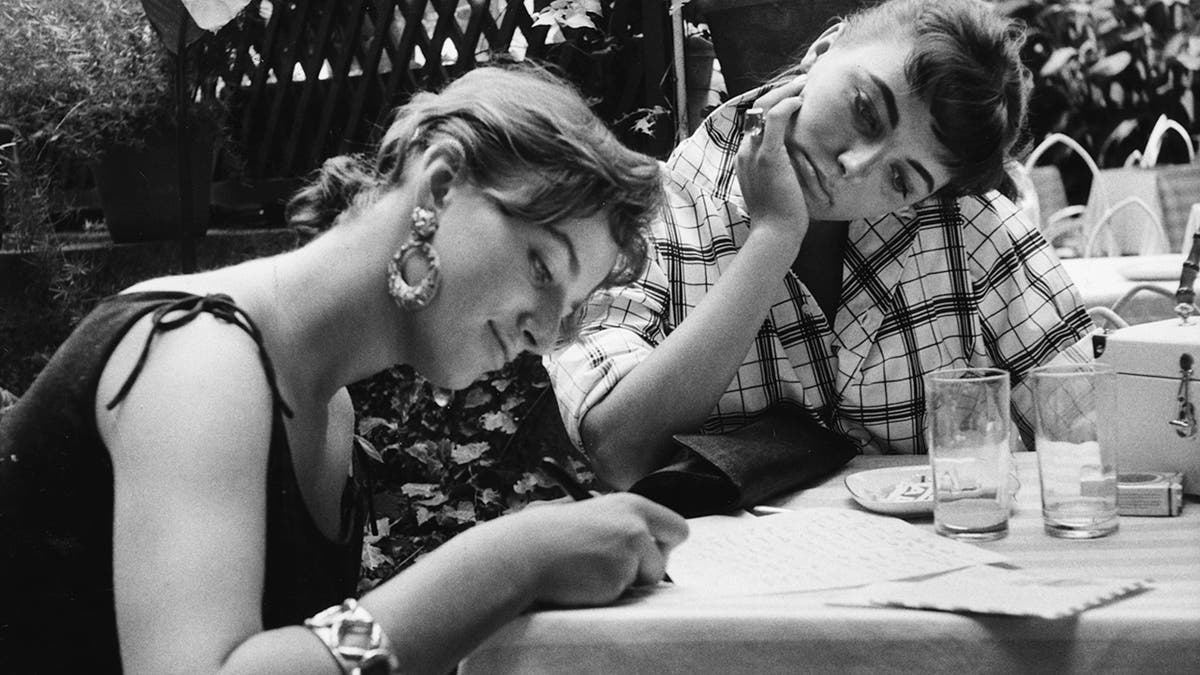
199, 0, 675, 212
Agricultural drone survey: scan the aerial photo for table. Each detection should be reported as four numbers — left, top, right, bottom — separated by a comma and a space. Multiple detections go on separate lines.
459, 453, 1200, 674
1059, 253, 1183, 325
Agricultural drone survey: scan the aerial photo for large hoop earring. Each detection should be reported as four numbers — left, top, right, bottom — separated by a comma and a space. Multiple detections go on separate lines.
387, 206, 441, 311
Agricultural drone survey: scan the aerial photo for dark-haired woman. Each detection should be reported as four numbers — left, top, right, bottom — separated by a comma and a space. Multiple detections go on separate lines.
547, 0, 1093, 488
0, 66, 686, 674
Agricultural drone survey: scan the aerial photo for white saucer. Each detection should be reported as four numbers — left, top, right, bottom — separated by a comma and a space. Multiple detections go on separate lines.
844, 466, 934, 517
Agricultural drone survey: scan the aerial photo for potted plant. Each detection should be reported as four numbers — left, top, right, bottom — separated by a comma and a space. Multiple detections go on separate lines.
0, 0, 229, 244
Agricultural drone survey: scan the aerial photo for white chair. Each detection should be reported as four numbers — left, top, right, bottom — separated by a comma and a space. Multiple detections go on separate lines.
1023, 133, 1100, 256
1082, 196, 1170, 258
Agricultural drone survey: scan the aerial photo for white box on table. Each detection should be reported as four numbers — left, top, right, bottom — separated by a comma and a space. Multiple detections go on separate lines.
1094, 318, 1200, 495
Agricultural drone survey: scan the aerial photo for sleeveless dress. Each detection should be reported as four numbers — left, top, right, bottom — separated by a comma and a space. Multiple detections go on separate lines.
0, 292, 366, 673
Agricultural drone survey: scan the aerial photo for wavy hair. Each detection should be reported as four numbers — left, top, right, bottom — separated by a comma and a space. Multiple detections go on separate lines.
287, 64, 662, 291
776, 0, 1031, 199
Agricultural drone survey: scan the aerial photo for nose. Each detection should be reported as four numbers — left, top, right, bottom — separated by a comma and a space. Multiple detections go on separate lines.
837, 139, 885, 180
518, 301, 562, 356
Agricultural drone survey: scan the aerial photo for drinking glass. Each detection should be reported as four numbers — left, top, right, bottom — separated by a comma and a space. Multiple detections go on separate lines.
926, 367, 1012, 541
1031, 363, 1119, 539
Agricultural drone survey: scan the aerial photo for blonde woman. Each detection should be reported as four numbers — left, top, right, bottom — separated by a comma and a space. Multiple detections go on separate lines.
0, 66, 686, 674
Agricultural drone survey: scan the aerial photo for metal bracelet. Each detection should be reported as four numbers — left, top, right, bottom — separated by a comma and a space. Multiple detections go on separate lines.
305, 598, 399, 675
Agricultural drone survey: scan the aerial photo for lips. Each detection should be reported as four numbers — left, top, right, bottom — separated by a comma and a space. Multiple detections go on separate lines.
790, 147, 833, 209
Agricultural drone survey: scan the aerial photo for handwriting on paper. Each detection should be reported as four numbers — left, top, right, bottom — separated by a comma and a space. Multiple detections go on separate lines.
665, 508, 1006, 595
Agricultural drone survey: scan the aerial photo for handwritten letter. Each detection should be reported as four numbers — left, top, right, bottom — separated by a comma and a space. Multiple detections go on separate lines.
665, 508, 1006, 595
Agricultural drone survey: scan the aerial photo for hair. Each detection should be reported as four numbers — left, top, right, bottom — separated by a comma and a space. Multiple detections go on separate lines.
286, 64, 662, 290
777, 0, 1032, 199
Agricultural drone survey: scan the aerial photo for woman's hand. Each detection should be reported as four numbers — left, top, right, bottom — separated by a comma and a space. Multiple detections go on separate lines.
497, 493, 688, 606
736, 74, 809, 244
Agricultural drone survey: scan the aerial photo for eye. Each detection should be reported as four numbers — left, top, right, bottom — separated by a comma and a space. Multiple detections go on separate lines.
853, 89, 881, 136
890, 164, 910, 198
530, 250, 552, 286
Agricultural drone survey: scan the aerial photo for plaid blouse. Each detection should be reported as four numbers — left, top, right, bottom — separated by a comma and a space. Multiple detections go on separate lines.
547, 90, 1094, 455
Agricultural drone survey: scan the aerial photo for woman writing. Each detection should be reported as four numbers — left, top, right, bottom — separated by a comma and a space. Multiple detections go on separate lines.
0, 66, 687, 674
547, 0, 1094, 488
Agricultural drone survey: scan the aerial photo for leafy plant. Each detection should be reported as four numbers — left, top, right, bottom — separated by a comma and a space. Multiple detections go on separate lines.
1007, 0, 1200, 198
350, 354, 595, 589
523, 0, 677, 155
0, 0, 231, 240
0, 1, 227, 167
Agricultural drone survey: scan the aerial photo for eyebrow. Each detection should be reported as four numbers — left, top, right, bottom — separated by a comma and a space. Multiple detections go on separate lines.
869, 73, 899, 128
547, 226, 580, 277
907, 159, 935, 195
870, 72, 936, 194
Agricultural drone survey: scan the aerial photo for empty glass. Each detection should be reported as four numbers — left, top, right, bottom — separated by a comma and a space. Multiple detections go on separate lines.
1032, 363, 1119, 539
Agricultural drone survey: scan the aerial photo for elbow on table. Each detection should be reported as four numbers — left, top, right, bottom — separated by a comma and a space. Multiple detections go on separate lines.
580, 425, 669, 491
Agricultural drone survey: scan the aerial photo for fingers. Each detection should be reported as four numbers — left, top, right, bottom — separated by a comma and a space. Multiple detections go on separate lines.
752, 73, 807, 115
615, 494, 687, 587
739, 74, 806, 154
520, 493, 689, 604
626, 495, 689, 552
760, 94, 804, 149
633, 531, 670, 587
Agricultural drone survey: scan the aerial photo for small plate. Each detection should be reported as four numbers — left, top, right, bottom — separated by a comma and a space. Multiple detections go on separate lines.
844, 466, 934, 516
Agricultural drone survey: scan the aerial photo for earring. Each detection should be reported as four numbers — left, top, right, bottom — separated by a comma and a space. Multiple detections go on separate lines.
387, 206, 441, 311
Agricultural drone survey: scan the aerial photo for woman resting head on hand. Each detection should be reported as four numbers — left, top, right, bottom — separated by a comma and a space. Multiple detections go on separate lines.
547, 0, 1092, 490
741, 0, 1032, 225
0, 65, 685, 675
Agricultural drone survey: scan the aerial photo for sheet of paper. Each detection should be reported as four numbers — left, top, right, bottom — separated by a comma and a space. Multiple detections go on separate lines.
832, 564, 1151, 618
665, 508, 1006, 595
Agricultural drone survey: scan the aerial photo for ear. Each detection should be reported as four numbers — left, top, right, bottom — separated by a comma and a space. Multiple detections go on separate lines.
416, 146, 460, 210
799, 22, 846, 71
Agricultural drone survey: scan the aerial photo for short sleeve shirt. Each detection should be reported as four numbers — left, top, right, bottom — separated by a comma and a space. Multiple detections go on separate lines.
547, 89, 1094, 455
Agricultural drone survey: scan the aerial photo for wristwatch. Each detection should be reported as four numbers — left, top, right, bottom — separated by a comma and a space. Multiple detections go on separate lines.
305, 598, 399, 675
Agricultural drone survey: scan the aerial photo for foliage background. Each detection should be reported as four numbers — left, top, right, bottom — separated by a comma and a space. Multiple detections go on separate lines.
350, 356, 598, 590
1009, 0, 1200, 200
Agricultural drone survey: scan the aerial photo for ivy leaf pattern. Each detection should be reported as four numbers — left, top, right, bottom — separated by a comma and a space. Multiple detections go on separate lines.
349, 355, 597, 585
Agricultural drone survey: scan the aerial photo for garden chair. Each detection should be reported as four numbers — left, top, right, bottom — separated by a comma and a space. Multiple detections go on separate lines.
1025, 132, 1172, 258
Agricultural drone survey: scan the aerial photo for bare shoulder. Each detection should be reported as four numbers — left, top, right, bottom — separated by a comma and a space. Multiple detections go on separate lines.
97, 307, 286, 672
96, 307, 275, 477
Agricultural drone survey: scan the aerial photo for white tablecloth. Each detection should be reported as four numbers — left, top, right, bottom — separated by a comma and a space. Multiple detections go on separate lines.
460, 453, 1200, 674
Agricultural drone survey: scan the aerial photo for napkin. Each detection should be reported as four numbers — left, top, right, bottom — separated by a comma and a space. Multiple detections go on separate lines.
629, 406, 858, 516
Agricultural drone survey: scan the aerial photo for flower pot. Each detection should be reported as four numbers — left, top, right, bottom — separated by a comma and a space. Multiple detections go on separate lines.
693, 0, 871, 96
93, 136, 213, 244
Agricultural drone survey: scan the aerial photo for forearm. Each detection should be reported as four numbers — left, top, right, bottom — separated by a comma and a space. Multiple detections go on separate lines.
583, 225, 802, 488
177, 514, 535, 675
210, 495, 678, 675
357, 519, 537, 675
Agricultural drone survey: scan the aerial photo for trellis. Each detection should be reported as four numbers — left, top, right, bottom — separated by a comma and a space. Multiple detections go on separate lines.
202, 0, 674, 207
